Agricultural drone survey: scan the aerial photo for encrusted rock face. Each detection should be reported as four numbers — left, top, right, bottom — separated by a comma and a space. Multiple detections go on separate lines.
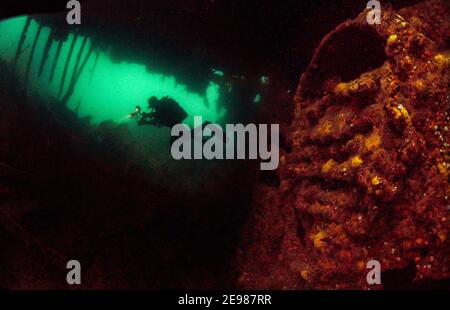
239, 0, 449, 289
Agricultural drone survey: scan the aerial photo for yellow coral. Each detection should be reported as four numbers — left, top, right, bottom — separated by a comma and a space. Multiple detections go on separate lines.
322, 121, 333, 134
365, 132, 381, 151
438, 162, 448, 176
435, 53, 449, 63
322, 159, 336, 173
387, 34, 398, 45
349, 81, 359, 92
351, 156, 363, 167
311, 230, 327, 249
435, 54, 445, 62
414, 80, 425, 91
335, 81, 361, 96
390, 104, 412, 125
434, 52, 450, 68
371, 176, 381, 186
300, 270, 309, 281
335, 82, 349, 95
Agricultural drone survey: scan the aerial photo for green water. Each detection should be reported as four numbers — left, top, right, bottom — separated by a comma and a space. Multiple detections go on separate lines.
0, 16, 226, 126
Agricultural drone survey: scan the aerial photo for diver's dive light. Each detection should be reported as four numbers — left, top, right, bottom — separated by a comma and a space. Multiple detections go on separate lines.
129, 106, 141, 118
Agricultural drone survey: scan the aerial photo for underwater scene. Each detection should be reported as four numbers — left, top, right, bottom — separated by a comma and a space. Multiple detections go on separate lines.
0, 0, 449, 295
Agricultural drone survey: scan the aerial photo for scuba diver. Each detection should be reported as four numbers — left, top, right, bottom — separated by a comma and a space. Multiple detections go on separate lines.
130, 96, 188, 128
130, 96, 227, 147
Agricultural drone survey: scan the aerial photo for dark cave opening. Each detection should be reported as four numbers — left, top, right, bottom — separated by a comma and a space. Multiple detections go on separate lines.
300, 24, 387, 100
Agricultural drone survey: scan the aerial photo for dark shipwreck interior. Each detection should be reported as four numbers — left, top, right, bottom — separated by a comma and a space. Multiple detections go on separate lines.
1, 0, 449, 291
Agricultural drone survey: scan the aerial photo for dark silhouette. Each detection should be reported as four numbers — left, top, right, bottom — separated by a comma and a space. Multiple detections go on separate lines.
11, 16, 31, 76
49, 40, 63, 83
58, 30, 79, 98
130, 96, 188, 128
38, 28, 54, 77
24, 22, 43, 92
89, 47, 102, 84
60, 40, 96, 105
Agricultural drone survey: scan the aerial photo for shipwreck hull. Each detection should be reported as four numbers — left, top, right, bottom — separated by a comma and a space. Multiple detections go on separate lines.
240, 0, 450, 289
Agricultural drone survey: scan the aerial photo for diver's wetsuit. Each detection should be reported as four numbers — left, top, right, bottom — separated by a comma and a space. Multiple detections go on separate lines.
138, 97, 188, 128
152, 97, 188, 127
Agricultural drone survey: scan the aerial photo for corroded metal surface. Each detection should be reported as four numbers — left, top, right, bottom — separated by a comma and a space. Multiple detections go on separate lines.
240, 0, 449, 289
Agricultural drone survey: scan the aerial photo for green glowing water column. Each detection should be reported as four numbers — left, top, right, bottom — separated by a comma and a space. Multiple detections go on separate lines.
0, 16, 226, 126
